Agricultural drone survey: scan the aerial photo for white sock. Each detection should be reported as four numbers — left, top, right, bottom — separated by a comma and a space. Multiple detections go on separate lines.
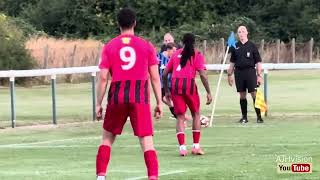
193, 143, 200, 149
179, 145, 186, 151
97, 176, 105, 180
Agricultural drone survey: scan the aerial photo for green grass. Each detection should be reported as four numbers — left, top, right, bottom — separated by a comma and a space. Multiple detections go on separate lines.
0, 70, 319, 179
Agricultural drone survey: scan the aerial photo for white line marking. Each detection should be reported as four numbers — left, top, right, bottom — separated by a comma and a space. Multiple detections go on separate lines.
0, 143, 319, 149
126, 170, 186, 180
0, 128, 186, 147
0, 169, 143, 175
0, 136, 100, 147
210, 125, 275, 128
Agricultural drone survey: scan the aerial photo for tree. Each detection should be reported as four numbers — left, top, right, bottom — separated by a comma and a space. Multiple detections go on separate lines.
0, 13, 35, 84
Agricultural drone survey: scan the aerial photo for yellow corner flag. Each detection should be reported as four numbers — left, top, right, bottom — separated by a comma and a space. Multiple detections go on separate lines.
255, 88, 267, 115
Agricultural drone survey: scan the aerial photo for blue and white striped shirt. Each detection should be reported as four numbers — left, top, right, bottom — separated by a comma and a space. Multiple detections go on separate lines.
157, 52, 172, 88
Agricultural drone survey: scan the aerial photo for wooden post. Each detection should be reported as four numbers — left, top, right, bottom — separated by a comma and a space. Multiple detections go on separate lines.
260, 39, 265, 58
42, 44, 49, 83
291, 38, 295, 63
276, 39, 280, 63
203, 40, 207, 56
316, 47, 319, 62
151, 26, 156, 42
66, 44, 77, 83
95, 44, 102, 65
220, 38, 225, 64
309, 38, 314, 62
43, 44, 49, 69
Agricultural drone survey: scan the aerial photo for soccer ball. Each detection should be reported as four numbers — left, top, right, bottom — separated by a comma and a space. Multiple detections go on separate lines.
200, 115, 209, 128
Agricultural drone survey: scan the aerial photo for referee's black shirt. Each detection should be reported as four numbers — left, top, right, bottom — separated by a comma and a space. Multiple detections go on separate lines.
230, 41, 262, 70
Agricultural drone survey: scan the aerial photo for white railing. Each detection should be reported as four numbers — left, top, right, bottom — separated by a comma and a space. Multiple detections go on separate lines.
1, 63, 320, 128
1, 63, 320, 78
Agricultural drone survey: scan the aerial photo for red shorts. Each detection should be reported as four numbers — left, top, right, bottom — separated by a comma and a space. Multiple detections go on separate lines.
103, 103, 153, 137
171, 94, 200, 115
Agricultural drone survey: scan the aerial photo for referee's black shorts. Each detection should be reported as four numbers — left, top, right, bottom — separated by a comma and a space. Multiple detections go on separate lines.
234, 68, 257, 93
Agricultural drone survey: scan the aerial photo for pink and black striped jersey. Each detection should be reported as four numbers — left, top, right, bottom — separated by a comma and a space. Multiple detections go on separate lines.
166, 49, 206, 95
99, 34, 158, 104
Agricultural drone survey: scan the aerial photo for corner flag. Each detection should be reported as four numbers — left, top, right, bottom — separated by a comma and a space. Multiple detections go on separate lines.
255, 88, 267, 115
227, 31, 237, 48
209, 31, 237, 127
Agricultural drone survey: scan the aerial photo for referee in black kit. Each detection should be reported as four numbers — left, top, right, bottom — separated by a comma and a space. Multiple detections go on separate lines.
227, 25, 264, 123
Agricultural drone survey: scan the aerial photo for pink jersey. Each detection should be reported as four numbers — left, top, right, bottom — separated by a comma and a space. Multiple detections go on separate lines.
99, 34, 158, 104
166, 49, 206, 95
166, 49, 206, 79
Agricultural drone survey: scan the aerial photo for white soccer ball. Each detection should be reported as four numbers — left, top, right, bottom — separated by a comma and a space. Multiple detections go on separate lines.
200, 115, 209, 128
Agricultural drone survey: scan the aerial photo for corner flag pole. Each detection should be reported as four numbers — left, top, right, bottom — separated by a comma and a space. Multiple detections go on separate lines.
209, 46, 229, 127
209, 32, 236, 127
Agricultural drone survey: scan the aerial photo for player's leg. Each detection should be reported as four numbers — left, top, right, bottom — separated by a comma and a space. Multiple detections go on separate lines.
139, 136, 158, 180
176, 113, 188, 156
129, 104, 158, 180
172, 94, 188, 156
96, 130, 116, 179
169, 105, 177, 119
185, 94, 204, 155
162, 87, 177, 119
96, 104, 129, 180
235, 70, 248, 123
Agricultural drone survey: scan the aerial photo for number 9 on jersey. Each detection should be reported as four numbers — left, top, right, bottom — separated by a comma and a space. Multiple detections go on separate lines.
120, 46, 136, 70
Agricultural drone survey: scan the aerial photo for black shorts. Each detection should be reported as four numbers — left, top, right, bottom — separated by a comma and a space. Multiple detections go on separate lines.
234, 68, 257, 93
161, 88, 165, 98
161, 87, 172, 98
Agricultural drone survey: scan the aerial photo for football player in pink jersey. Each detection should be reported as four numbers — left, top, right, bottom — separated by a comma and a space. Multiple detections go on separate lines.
163, 33, 212, 156
95, 8, 162, 180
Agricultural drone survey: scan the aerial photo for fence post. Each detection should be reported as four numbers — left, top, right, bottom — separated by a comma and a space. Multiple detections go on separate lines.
9, 77, 16, 128
220, 38, 225, 64
42, 44, 49, 83
260, 39, 265, 57
276, 39, 280, 63
291, 38, 295, 63
203, 40, 207, 56
51, 75, 57, 125
91, 72, 97, 121
95, 44, 102, 65
309, 38, 314, 62
66, 44, 77, 83
317, 47, 319, 62
263, 69, 268, 117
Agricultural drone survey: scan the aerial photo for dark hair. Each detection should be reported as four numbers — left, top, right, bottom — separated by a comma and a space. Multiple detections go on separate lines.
117, 8, 136, 29
166, 42, 176, 50
180, 33, 195, 68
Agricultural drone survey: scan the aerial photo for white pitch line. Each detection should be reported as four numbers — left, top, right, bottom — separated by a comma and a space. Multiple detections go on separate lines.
0, 143, 319, 149
0, 169, 143, 175
0, 136, 100, 147
121, 143, 320, 148
126, 170, 186, 180
210, 125, 275, 128
0, 125, 271, 147
0, 128, 183, 148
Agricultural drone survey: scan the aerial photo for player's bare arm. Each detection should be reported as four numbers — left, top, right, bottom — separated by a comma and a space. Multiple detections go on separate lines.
149, 64, 163, 119
227, 62, 235, 86
96, 69, 109, 120
199, 70, 212, 105
256, 62, 263, 85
